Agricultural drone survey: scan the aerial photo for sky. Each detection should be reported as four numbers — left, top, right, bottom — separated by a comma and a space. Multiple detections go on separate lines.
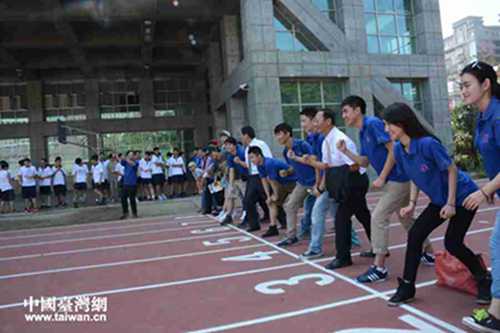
439, 0, 500, 37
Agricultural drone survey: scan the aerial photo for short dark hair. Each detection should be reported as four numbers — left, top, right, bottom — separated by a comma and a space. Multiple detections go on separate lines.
24, 158, 31, 163
145, 151, 152, 156
248, 146, 263, 156
91, 154, 98, 161
300, 107, 318, 120
0, 160, 8, 169
241, 126, 255, 139
75, 158, 82, 164
319, 108, 336, 126
224, 137, 238, 146
274, 123, 293, 136
153, 147, 160, 151
55, 156, 62, 162
341, 95, 367, 115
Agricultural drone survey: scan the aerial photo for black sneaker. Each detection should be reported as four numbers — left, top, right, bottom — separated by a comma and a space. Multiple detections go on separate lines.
120, 215, 128, 220
388, 278, 416, 307
220, 215, 233, 226
476, 272, 492, 305
356, 265, 388, 283
462, 308, 500, 332
420, 252, 435, 266
246, 226, 261, 232
276, 236, 299, 247
262, 226, 279, 238
324, 258, 352, 270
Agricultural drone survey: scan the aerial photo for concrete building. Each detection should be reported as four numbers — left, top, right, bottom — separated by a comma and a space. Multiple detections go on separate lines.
444, 16, 500, 108
0, 0, 450, 167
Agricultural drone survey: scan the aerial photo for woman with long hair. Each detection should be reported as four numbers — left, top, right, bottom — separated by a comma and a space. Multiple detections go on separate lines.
382, 103, 491, 307
459, 60, 500, 332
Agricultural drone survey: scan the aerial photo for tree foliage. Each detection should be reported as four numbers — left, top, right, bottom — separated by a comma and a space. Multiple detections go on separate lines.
450, 103, 482, 173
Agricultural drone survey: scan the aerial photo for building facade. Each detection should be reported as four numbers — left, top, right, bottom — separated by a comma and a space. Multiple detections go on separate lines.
444, 16, 500, 108
0, 0, 450, 166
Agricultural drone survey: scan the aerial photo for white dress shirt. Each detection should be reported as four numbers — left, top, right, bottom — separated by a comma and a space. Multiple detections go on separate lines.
322, 127, 366, 174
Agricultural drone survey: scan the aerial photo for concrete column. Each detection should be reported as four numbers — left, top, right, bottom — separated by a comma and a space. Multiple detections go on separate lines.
192, 79, 210, 145
85, 79, 99, 120
26, 80, 46, 161
335, 0, 367, 52
220, 15, 242, 79
239, 0, 283, 153
139, 76, 154, 118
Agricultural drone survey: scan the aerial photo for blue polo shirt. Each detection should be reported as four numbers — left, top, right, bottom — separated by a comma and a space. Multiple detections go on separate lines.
225, 145, 247, 179
283, 139, 315, 187
474, 97, 500, 198
121, 160, 139, 186
258, 157, 297, 185
306, 132, 324, 161
393, 136, 478, 207
360, 116, 408, 183
192, 156, 203, 168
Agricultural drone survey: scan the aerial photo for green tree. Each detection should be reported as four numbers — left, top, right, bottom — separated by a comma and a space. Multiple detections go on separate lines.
450, 104, 482, 173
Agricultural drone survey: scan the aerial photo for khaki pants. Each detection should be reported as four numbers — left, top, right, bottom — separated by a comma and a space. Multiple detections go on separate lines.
284, 183, 312, 239
371, 181, 430, 254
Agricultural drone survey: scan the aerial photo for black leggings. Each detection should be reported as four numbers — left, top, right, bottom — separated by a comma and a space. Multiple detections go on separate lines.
403, 203, 485, 284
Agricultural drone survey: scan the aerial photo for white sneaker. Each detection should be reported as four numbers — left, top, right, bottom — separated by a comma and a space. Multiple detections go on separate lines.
217, 211, 227, 222
240, 211, 247, 222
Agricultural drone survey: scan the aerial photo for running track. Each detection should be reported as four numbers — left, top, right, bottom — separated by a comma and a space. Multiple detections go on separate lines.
0, 187, 498, 332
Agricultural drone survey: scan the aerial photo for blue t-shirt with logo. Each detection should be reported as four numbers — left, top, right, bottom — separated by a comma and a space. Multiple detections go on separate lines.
393, 136, 478, 207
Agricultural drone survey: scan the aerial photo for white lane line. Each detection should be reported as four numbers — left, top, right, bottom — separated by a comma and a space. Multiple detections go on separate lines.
0, 261, 306, 310
0, 223, 225, 250
187, 279, 440, 333
0, 220, 215, 242
0, 231, 238, 262
0, 244, 266, 280
0, 214, 197, 236
3, 225, 491, 280
220, 219, 468, 333
188, 294, 380, 333
175, 215, 206, 220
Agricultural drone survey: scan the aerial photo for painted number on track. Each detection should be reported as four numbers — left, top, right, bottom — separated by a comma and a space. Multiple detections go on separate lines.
221, 251, 279, 262
203, 236, 252, 247
255, 273, 335, 295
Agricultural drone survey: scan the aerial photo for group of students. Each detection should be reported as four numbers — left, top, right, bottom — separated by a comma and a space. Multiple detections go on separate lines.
200, 61, 499, 332
0, 157, 71, 213
0, 147, 192, 215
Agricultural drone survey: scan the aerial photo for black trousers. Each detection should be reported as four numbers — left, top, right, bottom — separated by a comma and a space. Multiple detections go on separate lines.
121, 185, 137, 215
244, 175, 270, 229
403, 203, 485, 283
334, 173, 371, 261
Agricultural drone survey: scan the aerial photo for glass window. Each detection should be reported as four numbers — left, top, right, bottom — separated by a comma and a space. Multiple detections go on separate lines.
44, 81, 87, 122
102, 130, 192, 154
390, 79, 425, 119
0, 84, 29, 125
280, 79, 345, 137
0, 138, 30, 168
311, 0, 336, 23
153, 78, 193, 117
47, 136, 89, 170
273, 10, 322, 52
363, 0, 416, 54
99, 80, 141, 119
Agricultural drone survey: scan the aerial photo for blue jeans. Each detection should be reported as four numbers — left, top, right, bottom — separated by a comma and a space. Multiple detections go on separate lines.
491, 210, 500, 299
308, 192, 361, 253
299, 194, 316, 238
308, 192, 338, 253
